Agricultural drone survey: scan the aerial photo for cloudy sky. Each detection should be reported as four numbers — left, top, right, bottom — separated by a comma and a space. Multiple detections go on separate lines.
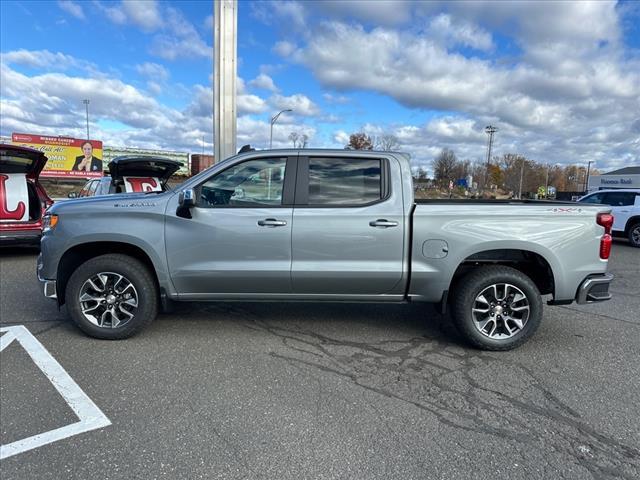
1, 0, 639, 172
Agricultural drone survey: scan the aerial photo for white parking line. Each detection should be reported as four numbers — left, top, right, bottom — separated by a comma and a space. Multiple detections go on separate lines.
0, 325, 111, 460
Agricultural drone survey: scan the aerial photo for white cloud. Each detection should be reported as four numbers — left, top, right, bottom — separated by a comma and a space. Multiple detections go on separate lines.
238, 94, 268, 115
333, 130, 350, 145
273, 41, 296, 57
311, 0, 413, 27
58, 0, 85, 20
252, 1, 306, 31
95, 1, 126, 24
122, 0, 162, 32
322, 93, 350, 104
2, 49, 91, 70
135, 62, 169, 81
427, 14, 493, 51
204, 14, 213, 30
238, 116, 316, 149
269, 94, 320, 116
282, 14, 638, 168
97, 2, 211, 60
248, 73, 279, 92
146, 81, 162, 96
150, 7, 212, 60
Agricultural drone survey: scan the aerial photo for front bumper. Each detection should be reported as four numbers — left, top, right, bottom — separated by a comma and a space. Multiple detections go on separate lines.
37, 256, 57, 299
576, 273, 613, 304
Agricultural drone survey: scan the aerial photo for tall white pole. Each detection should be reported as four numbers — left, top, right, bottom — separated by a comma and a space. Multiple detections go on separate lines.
214, 0, 237, 163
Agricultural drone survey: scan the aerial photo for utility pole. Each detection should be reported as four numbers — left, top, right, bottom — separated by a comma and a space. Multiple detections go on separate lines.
214, 0, 237, 163
484, 125, 497, 189
269, 109, 292, 149
518, 156, 525, 199
584, 161, 593, 192
82, 99, 90, 140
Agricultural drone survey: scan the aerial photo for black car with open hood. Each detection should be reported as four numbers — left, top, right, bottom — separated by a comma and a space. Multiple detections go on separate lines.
108, 156, 181, 187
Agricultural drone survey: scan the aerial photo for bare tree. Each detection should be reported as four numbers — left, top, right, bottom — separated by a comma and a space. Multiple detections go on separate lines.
375, 134, 400, 151
345, 132, 374, 150
432, 148, 458, 187
288, 132, 299, 148
288, 132, 309, 148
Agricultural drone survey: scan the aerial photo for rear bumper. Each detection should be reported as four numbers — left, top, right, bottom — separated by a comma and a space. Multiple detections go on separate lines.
576, 273, 613, 304
0, 229, 41, 246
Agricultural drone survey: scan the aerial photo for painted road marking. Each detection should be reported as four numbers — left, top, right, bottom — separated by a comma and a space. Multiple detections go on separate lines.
0, 325, 111, 460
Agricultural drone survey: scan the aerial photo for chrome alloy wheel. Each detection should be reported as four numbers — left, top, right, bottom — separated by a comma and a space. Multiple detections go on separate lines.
471, 283, 530, 339
78, 272, 139, 328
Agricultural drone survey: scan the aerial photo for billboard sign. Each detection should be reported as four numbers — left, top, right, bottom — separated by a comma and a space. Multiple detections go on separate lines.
11, 133, 103, 178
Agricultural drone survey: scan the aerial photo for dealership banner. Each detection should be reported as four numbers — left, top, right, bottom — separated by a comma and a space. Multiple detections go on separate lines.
11, 133, 104, 178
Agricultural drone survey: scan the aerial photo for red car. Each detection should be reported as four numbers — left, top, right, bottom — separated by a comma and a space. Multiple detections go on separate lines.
0, 144, 53, 246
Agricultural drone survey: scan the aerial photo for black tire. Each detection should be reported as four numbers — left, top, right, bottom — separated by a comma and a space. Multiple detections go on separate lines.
451, 266, 543, 351
65, 254, 158, 339
628, 223, 640, 248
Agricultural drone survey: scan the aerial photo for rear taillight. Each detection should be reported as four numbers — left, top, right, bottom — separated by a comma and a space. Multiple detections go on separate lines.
597, 213, 613, 235
597, 213, 614, 259
600, 234, 612, 259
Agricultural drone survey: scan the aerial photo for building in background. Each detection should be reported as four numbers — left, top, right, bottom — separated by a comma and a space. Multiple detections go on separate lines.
190, 154, 215, 175
588, 166, 640, 191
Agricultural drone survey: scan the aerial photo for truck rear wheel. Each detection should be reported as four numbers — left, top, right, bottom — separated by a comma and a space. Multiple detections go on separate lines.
451, 266, 543, 351
65, 254, 158, 339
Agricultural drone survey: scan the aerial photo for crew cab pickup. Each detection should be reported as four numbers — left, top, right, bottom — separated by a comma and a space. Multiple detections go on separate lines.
38, 149, 614, 350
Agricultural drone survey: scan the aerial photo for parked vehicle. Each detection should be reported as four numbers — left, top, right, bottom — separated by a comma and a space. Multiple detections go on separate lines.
71, 156, 181, 198
38, 149, 614, 350
578, 189, 640, 247
0, 144, 53, 246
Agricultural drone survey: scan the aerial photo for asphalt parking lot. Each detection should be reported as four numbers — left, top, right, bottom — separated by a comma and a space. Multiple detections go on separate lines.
1, 242, 639, 479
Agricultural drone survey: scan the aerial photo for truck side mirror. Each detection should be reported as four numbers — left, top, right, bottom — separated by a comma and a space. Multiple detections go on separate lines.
67, 192, 78, 199
179, 188, 195, 207
176, 188, 195, 218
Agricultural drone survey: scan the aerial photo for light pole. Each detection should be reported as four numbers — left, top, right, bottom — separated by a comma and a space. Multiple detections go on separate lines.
484, 125, 497, 189
269, 109, 292, 149
82, 99, 90, 140
584, 161, 593, 193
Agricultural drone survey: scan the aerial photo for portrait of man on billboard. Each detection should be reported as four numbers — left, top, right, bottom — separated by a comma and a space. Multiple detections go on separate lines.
72, 141, 102, 173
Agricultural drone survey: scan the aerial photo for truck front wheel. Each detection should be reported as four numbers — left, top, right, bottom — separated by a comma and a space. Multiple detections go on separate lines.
65, 254, 158, 339
451, 266, 543, 351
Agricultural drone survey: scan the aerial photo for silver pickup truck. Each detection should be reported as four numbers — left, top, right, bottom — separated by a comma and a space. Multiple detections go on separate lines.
38, 149, 614, 350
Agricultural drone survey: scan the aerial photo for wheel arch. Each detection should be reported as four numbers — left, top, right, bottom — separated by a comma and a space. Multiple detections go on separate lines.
449, 248, 556, 298
57, 241, 160, 306
624, 216, 640, 235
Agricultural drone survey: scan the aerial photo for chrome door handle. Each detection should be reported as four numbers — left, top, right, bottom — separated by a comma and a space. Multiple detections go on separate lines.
258, 218, 287, 227
369, 219, 399, 228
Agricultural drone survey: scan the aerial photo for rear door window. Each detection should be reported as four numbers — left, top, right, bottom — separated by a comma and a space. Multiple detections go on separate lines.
305, 157, 383, 206
601, 192, 636, 206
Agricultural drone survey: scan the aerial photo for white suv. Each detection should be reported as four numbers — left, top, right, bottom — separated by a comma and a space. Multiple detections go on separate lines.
579, 189, 640, 247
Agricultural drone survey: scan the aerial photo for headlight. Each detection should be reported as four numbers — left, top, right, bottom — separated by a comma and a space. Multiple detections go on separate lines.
42, 214, 59, 233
